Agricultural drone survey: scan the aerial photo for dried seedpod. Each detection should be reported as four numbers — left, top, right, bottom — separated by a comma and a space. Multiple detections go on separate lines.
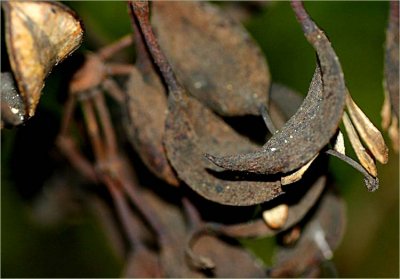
124, 22, 179, 186
2, 1, 84, 118
382, 1, 399, 152
196, 174, 327, 239
346, 94, 388, 164
151, 1, 270, 116
269, 187, 346, 277
206, 1, 348, 176
130, 1, 284, 206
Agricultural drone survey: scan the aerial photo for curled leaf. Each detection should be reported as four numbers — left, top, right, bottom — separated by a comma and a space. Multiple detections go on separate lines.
346, 94, 388, 164
3, 1, 83, 117
151, 1, 270, 116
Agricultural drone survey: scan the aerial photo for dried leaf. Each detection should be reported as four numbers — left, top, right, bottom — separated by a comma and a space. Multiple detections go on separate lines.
262, 204, 289, 229
346, 94, 389, 164
151, 1, 270, 116
342, 112, 378, 177
3, 1, 83, 117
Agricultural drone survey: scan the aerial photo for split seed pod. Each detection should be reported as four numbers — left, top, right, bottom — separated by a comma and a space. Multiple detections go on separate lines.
2, 1, 83, 118
206, 2, 347, 176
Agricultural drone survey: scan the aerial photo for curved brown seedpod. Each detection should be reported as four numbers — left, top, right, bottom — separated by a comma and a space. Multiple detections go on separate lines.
206, 1, 347, 175
269, 187, 346, 277
151, 1, 270, 116
130, 1, 283, 206
2, 1, 84, 118
125, 66, 179, 186
124, 21, 179, 186
203, 174, 326, 239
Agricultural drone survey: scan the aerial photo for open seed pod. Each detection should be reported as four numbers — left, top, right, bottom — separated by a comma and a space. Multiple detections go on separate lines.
206, 2, 347, 176
151, 1, 270, 117
2, 1, 83, 118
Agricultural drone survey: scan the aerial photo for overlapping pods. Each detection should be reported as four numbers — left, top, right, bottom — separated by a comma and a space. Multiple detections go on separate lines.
206, 2, 348, 176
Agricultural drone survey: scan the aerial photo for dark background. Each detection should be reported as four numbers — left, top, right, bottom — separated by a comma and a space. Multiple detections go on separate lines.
1, 1, 399, 277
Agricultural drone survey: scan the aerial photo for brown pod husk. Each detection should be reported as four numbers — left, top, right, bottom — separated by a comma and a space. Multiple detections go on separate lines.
207, 174, 326, 239
207, 2, 347, 176
125, 65, 179, 186
164, 92, 282, 206
151, 1, 270, 116
3, 1, 83, 118
269, 187, 346, 277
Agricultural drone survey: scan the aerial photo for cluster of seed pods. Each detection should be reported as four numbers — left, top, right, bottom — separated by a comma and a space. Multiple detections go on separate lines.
1, 1, 394, 277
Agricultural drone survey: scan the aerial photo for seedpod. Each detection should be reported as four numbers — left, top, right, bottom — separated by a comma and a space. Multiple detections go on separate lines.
2, 1, 83, 118
206, 2, 347, 176
151, 1, 270, 117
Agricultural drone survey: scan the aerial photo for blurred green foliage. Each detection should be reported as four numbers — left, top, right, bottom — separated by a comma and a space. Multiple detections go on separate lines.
1, 1, 398, 277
